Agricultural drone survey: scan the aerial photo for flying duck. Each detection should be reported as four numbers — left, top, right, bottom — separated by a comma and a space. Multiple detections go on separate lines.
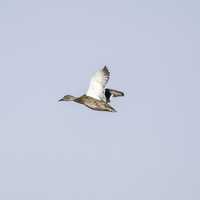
59, 66, 124, 112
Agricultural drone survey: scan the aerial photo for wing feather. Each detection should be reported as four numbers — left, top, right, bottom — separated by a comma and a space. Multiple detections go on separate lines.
86, 66, 110, 100
105, 88, 124, 103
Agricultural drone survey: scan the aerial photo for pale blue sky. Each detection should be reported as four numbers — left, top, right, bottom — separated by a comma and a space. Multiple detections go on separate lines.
0, 0, 200, 199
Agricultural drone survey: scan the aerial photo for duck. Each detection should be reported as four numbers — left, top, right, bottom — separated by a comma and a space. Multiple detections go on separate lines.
58, 66, 124, 112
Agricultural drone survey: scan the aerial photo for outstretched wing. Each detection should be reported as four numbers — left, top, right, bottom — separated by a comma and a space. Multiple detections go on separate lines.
105, 88, 124, 103
86, 66, 110, 100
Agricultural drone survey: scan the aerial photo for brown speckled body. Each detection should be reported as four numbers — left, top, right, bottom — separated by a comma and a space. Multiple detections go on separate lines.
74, 95, 116, 112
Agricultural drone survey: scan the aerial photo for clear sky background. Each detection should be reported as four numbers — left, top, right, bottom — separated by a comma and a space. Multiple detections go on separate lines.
0, 0, 199, 199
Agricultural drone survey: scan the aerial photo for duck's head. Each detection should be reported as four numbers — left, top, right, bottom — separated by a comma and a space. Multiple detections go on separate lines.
58, 95, 76, 102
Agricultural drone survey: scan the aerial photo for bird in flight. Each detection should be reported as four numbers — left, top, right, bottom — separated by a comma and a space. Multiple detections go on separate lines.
59, 66, 124, 112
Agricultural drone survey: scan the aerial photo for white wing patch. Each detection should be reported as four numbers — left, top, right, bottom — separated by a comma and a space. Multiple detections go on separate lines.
86, 66, 110, 101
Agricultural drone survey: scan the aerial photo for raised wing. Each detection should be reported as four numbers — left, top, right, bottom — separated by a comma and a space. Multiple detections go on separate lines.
86, 66, 110, 100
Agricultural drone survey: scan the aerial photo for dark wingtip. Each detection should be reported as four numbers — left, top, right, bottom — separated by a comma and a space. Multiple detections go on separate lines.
111, 108, 117, 112
103, 65, 107, 69
102, 66, 110, 79
103, 65, 109, 72
58, 98, 64, 102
